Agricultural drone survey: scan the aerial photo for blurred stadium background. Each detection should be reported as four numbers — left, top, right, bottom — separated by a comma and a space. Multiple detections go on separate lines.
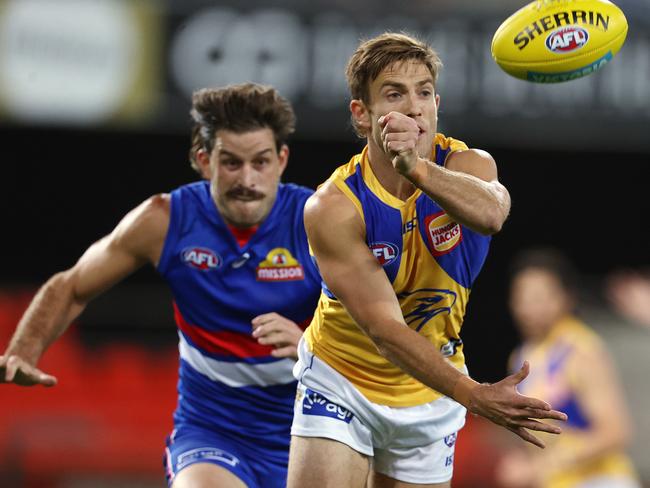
1, 0, 649, 486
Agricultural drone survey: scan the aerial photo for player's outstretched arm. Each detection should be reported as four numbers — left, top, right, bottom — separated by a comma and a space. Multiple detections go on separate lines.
0, 195, 170, 386
305, 184, 564, 447
379, 112, 511, 235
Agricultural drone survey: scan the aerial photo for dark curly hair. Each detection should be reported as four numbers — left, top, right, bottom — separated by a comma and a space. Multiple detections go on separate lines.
188, 83, 296, 173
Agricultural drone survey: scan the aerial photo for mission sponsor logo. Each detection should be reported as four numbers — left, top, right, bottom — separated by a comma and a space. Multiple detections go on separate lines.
546, 26, 589, 53
256, 247, 304, 281
181, 247, 222, 271
425, 211, 462, 256
302, 388, 354, 423
370, 241, 399, 266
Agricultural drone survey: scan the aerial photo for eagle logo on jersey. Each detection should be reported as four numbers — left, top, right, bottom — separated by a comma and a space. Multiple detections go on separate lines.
425, 211, 462, 256
256, 247, 304, 281
399, 288, 457, 332
181, 247, 222, 271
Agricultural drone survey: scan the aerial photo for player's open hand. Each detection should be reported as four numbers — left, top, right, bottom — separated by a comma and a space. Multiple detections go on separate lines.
251, 313, 303, 359
468, 361, 567, 448
0, 354, 57, 387
378, 112, 420, 175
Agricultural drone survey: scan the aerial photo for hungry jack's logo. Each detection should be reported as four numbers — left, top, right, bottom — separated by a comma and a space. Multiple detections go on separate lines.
256, 248, 304, 281
425, 211, 462, 256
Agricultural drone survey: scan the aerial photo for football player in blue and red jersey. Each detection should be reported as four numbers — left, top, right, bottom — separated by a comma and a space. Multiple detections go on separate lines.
0, 83, 322, 488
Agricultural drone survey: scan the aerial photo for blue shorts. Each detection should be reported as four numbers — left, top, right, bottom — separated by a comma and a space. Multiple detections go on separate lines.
163, 423, 288, 487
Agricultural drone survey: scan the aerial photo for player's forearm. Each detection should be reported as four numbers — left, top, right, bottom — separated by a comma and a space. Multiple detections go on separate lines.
405, 158, 510, 235
368, 322, 478, 403
6, 271, 86, 365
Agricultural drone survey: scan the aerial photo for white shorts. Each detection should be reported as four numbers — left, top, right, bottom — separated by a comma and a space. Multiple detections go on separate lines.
291, 339, 467, 484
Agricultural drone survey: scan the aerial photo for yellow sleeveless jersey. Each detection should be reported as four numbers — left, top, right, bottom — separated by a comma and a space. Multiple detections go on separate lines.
304, 133, 491, 407
512, 316, 639, 487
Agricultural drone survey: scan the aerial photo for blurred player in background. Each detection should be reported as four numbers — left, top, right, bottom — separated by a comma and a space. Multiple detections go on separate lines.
287, 32, 567, 488
496, 248, 640, 488
0, 83, 322, 488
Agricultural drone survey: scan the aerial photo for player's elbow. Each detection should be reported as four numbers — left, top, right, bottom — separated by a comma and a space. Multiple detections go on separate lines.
480, 191, 510, 235
44, 270, 74, 293
369, 332, 391, 358
468, 207, 505, 235
367, 326, 403, 361
482, 208, 506, 235
45, 269, 86, 306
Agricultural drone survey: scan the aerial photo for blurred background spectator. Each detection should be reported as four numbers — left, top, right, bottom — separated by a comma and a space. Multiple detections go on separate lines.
1, 0, 649, 486
607, 270, 650, 330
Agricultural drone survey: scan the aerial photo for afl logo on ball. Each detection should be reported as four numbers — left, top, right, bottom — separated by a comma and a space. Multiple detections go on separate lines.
546, 26, 589, 53
181, 247, 222, 271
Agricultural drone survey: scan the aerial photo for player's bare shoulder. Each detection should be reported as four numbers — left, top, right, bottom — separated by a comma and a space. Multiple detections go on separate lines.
304, 180, 363, 237
142, 193, 172, 225
304, 181, 366, 262
110, 193, 171, 263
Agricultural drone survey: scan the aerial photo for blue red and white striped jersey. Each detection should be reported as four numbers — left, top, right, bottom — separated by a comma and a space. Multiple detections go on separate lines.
157, 181, 321, 453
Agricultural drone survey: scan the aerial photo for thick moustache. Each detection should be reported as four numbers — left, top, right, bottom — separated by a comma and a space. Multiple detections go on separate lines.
227, 188, 265, 201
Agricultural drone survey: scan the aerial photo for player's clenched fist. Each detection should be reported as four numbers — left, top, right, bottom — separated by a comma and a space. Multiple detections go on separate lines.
378, 112, 420, 175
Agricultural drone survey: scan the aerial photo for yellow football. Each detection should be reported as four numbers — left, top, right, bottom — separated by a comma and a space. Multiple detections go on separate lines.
491, 0, 628, 82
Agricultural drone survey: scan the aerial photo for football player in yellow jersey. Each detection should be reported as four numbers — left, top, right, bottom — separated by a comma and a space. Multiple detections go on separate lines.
496, 249, 640, 488
287, 32, 567, 488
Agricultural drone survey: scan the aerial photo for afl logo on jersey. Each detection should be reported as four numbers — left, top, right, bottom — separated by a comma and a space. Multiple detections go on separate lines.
181, 247, 222, 271
546, 26, 589, 54
370, 242, 399, 266
425, 211, 462, 256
